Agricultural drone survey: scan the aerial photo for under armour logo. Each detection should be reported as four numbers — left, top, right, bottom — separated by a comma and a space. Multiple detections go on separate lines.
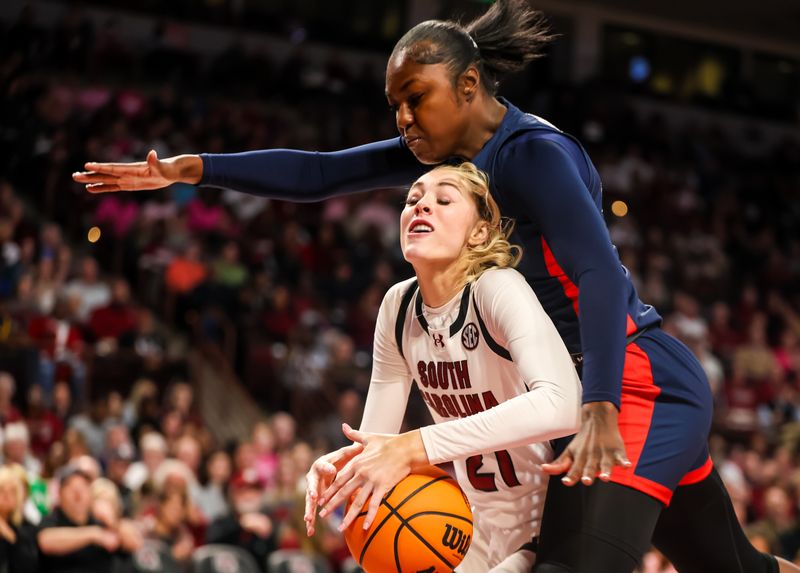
432, 333, 445, 348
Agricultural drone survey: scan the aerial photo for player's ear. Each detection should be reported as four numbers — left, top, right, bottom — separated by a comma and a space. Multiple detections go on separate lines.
458, 66, 480, 102
468, 221, 489, 247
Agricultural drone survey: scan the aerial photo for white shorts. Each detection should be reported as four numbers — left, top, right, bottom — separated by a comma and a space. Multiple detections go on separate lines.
456, 514, 537, 573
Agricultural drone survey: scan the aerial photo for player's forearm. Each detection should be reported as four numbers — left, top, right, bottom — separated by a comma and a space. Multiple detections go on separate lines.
575, 268, 628, 408
419, 379, 581, 463
199, 138, 425, 202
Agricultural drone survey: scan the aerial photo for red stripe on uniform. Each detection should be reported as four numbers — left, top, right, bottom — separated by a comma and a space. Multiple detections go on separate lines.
626, 314, 637, 337
541, 237, 579, 315
679, 456, 713, 486
609, 342, 671, 503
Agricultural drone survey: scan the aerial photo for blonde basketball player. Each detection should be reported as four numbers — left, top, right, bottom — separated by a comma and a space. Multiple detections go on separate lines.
304, 163, 581, 572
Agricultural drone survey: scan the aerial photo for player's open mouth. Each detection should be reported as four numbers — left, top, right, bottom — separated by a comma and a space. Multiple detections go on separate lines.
409, 220, 434, 233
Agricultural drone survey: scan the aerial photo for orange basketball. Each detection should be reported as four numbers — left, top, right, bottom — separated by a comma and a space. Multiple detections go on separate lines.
344, 466, 473, 573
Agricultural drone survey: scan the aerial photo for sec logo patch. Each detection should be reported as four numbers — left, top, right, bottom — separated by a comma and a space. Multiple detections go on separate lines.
461, 323, 479, 350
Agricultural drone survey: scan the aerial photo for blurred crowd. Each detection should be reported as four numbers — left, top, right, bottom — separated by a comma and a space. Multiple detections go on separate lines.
0, 3, 799, 572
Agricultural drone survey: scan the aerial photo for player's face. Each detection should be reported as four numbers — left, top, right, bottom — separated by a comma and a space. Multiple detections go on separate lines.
400, 170, 485, 269
385, 56, 471, 164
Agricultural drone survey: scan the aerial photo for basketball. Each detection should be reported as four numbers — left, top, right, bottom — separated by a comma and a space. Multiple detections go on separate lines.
343, 466, 473, 573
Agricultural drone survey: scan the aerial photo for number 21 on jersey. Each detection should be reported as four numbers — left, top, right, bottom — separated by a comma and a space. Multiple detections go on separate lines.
466, 450, 521, 492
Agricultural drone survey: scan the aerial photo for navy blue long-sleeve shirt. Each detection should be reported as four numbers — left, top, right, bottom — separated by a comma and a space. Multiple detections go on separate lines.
200, 98, 661, 408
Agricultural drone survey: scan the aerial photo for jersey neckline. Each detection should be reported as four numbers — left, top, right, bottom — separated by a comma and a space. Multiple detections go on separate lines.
414, 282, 472, 338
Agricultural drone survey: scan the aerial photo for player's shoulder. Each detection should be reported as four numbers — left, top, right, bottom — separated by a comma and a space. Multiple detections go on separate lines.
472, 267, 530, 300
498, 128, 578, 163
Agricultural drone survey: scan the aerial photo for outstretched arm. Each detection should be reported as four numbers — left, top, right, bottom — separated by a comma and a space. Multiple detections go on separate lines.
74, 138, 427, 201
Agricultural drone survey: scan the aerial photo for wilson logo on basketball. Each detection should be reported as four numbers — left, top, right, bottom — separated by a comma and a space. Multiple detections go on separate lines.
441, 523, 471, 556
461, 323, 479, 350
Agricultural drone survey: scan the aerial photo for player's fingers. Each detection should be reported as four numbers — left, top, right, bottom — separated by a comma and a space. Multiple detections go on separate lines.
363, 485, 385, 530
84, 161, 148, 175
73, 171, 106, 183
304, 491, 318, 536
320, 475, 361, 518
74, 172, 121, 185
541, 451, 573, 475
342, 423, 368, 445
563, 447, 587, 486
614, 450, 632, 468
319, 461, 356, 506
86, 183, 122, 193
598, 450, 616, 482
580, 451, 601, 486
339, 485, 372, 532
329, 443, 364, 467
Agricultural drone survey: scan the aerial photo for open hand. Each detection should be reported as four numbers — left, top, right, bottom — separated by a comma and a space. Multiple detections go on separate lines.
72, 150, 200, 193
541, 402, 631, 486
318, 424, 428, 532
304, 441, 364, 536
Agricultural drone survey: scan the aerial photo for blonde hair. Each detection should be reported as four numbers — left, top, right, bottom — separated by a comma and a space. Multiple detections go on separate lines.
0, 465, 25, 526
421, 162, 521, 283
91, 477, 122, 517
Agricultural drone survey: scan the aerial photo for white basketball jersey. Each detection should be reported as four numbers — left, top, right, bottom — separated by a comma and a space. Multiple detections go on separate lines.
362, 268, 581, 558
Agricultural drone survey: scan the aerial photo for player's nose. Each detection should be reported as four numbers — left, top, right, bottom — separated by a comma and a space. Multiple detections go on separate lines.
396, 103, 414, 133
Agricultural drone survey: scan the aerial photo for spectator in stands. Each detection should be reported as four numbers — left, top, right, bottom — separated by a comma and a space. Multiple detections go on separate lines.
174, 435, 202, 481
0, 372, 22, 427
3, 422, 41, 477
165, 240, 207, 296
143, 489, 196, 567
748, 485, 796, 554
38, 465, 134, 573
63, 256, 110, 322
88, 277, 138, 344
0, 465, 38, 572
31, 254, 62, 316
270, 412, 296, 454
124, 308, 167, 369
27, 295, 86, 401
25, 383, 64, 458
125, 431, 167, 492
121, 378, 158, 429
251, 421, 278, 488
196, 449, 231, 523
105, 443, 136, 517
52, 381, 76, 426
207, 469, 275, 572
69, 397, 109, 458
734, 313, 781, 385
90, 476, 143, 570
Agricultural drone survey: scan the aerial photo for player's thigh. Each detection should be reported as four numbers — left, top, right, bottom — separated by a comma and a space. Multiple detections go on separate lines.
653, 468, 779, 573
534, 477, 663, 573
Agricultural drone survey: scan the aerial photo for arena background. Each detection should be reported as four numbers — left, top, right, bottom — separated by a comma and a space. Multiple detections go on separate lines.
0, 0, 798, 571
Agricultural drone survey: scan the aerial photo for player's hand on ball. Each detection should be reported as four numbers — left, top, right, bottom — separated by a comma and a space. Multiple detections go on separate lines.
72, 150, 197, 193
541, 401, 631, 486
319, 424, 429, 532
304, 441, 364, 536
